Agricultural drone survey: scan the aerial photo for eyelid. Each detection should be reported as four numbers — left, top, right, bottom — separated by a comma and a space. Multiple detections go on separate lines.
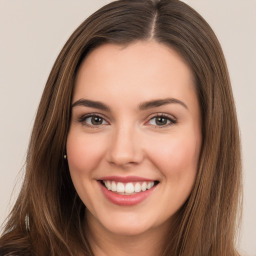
78, 113, 110, 127
76, 112, 176, 127
145, 113, 177, 127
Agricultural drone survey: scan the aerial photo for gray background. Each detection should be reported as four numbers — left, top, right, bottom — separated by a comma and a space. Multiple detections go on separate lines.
0, 0, 255, 255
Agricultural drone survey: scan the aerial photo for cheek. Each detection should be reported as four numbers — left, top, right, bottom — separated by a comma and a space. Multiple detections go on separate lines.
66, 131, 108, 208
148, 133, 200, 178
148, 133, 201, 213
66, 131, 107, 174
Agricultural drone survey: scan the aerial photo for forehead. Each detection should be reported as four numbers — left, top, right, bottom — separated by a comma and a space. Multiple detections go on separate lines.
73, 41, 196, 108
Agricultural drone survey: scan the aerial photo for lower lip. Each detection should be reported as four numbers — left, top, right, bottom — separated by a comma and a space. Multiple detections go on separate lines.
99, 182, 157, 206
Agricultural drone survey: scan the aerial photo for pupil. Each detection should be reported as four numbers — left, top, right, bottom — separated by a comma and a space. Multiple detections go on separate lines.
156, 117, 167, 125
92, 116, 102, 125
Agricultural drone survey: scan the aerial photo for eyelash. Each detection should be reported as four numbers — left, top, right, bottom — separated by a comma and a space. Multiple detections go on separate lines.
78, 113, 177, 128
147, 113, 177, 128
78, 113, 109, 127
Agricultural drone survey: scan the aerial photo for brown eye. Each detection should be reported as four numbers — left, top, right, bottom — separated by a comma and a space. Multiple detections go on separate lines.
148, 115, 176, 127
155, 117, 169, 126
80, 115, 108, 126
91, 116, 104, 125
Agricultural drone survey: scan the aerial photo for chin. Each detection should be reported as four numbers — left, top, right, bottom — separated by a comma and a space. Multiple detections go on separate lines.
94, 210, 169, 237
105, 221, 153, 236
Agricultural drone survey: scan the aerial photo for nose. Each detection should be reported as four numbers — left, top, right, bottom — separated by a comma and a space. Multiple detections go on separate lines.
107, 125, 144, 167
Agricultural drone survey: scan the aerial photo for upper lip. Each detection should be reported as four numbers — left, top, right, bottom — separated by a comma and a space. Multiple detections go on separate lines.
98, 176, 157, 182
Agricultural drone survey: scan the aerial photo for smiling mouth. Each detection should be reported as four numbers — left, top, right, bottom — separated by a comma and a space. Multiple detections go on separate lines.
99, 180, 159, 195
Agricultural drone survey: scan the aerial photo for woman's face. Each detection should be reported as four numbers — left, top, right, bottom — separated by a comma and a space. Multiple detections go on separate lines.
67, 41, 201, 237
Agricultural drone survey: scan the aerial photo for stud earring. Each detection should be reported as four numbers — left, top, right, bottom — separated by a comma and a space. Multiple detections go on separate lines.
64, 154, 67, 159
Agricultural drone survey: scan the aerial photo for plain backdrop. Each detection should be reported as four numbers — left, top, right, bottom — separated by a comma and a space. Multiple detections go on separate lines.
0, 0, 255, 255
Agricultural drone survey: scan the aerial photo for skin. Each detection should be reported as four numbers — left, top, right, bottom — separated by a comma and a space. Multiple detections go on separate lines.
66, 40, 202, 256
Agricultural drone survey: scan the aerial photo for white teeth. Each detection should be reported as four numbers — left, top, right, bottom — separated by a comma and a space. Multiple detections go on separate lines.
111, 181, 117, 192
147, 182, 154, 189
105, 181, 111, 190
125, 183, 135, 194
103, 180, 156, 194
141, 182, 147, 191
134, 183, 141, 192
116, 182, 125, 193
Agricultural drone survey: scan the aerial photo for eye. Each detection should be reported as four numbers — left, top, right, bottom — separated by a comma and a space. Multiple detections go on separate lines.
79, 114, 108, 127
148, 115, 176, 127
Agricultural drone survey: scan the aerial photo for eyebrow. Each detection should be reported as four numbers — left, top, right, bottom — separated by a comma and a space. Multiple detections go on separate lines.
139, 98, 188, 110
72, 97, 188, 111
72, 99, 110, 111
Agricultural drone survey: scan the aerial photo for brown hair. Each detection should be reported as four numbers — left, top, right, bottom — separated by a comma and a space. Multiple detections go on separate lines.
0, 0, 242, 255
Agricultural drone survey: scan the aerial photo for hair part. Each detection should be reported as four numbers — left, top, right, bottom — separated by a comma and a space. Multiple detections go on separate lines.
0, 0, 242, 255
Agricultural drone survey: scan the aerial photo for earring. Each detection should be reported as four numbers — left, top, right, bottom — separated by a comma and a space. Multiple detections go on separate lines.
25, 214, 30, 232
64, 154, 67, 159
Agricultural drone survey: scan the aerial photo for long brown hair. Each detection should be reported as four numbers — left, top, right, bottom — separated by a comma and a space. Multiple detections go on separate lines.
0, 0, 242, 255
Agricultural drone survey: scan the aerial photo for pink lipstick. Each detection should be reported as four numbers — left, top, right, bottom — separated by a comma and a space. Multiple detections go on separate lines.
98, 176, 158, 206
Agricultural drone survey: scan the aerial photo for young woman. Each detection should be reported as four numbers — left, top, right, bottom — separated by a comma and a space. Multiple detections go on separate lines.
0, 0, 242, 255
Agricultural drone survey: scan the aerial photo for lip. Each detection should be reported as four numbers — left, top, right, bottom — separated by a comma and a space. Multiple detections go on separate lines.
98, 176, 158, 206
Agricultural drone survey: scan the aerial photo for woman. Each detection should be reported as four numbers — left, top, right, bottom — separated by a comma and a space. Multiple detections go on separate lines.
0, 0, 242, 255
